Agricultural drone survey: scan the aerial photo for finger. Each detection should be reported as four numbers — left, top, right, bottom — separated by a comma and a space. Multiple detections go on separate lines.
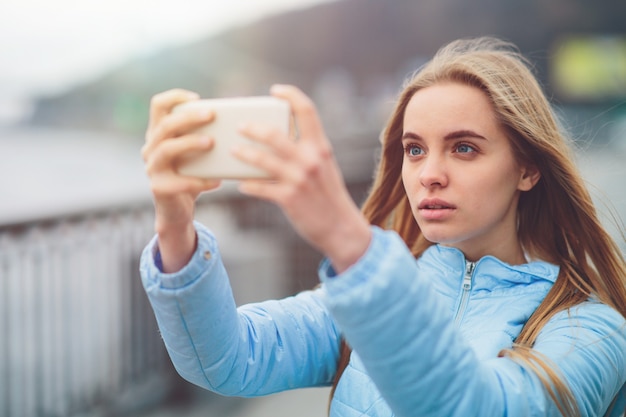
270, 84, 327, 145
151, 105, 215, 142
152, 174, 222, 197
144, 134, 214, 172
236, 123, 334, 184
237, 177, 306, 207
144, 108, 215, 158
237, 177, 311, 208
237, 179, 278, 202
288, 111, 299, 142
237, 123, 298, 160
230, 141, 293, 180
149, 89, 200, 130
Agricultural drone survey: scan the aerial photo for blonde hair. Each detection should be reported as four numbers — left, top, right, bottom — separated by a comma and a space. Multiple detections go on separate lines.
332, 37, 626, 416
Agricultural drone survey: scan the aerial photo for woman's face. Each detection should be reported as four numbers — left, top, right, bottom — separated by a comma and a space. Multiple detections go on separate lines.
401, 82, 537, 262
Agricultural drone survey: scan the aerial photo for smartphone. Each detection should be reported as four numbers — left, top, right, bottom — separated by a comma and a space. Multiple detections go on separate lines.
173, 96, 291, 179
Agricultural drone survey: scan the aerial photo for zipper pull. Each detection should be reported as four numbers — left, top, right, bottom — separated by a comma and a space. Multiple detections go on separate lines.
463, 261, 475, 290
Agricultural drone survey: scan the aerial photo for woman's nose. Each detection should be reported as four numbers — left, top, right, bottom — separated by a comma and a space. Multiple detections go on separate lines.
419, 155, 448, 188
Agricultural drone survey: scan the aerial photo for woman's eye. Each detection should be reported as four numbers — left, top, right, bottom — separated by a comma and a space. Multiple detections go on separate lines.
455, 143, 477, 154
404, 144, 423, 157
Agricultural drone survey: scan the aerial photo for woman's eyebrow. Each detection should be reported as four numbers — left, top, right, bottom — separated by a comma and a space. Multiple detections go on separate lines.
401, 130, 487, 141
444, 130, 487, 141
401, 132, 421, 141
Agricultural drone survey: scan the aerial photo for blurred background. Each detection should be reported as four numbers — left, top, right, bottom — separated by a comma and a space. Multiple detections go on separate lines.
1, 0, 625, 416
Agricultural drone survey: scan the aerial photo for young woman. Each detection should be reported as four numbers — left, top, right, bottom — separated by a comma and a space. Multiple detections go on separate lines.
140, 37, 626, 416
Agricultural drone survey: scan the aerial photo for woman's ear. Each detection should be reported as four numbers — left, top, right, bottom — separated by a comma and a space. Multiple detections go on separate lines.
518, 165, 541, 191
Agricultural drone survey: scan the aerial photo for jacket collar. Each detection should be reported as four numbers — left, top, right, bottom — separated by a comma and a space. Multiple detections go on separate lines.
421, 244, 559, 288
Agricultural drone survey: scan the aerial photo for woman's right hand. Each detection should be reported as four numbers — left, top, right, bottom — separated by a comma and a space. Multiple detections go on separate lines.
142, 89, 222, 272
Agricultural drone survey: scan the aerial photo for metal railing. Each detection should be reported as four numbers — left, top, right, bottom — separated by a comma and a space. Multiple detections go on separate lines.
0, 206, 173, 417
0, 192, 326, 417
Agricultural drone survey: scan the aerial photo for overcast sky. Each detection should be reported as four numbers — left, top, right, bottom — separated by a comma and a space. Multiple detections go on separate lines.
0, 0, 334, 123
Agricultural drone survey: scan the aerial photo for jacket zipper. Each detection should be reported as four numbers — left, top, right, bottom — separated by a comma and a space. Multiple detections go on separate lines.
453, 260, 475, 327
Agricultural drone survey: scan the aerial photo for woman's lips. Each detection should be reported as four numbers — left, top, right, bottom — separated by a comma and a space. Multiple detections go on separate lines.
418, 198, 456, 220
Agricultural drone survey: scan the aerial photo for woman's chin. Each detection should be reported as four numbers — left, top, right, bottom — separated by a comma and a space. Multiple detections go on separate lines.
420, 230, 458, 246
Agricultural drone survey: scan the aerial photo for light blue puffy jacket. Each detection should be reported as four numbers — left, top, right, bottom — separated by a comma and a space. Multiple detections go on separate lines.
140, 223, 626, 416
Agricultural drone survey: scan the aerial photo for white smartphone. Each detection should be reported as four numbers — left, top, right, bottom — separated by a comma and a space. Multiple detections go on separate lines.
173, 96, 291, 179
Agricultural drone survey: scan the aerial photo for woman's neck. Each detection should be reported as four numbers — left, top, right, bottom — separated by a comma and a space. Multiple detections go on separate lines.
444, 236, 527, 266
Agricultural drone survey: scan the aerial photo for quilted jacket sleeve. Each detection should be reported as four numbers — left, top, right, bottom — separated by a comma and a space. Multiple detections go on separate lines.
320, 226, 626, 417
139, 222, 340, 396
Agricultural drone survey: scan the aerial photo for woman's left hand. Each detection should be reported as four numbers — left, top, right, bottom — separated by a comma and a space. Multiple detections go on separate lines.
234, 84, 372, 272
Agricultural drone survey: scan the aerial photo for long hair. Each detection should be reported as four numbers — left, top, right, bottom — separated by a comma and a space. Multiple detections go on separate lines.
330, 37, 626, 416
